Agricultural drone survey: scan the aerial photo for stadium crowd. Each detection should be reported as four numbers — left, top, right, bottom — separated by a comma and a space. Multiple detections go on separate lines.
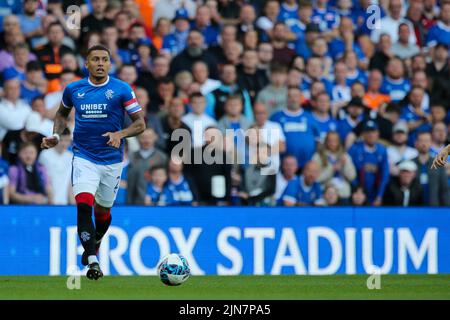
0, 0, 449, 207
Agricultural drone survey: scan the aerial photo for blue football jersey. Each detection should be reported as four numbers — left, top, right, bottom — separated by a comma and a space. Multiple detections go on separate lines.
62, 76, 141, 165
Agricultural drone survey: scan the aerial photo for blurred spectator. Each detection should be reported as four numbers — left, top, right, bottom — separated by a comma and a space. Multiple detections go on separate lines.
400, 86, 431, 146
153, 0, 196, 26
369, 34, 393, 74
0, 142, 9, 204
44, 69, 76, 117
281, 160, 322, 206
237, 50, 268, 103
371, 0, 416, 45
162, 8, 190, 57
311, 0, 339, 40
406, 1, 425, 47
192, 5, 219, 46
351, 186, 367, 206
169, 29, 219, 79
387, 122, 419, 176
148, 77, 175, 115
167, 158, 197, 206
252, 102, 285, 174
317, 184, 343, 206
257, 42, 274, 74
136, 54, 170, 100
256, 63, 288, 114
336, 97, 365, 146
2, 43, 31, 82
20, 61, 47, 105
270, 22, 296, 66
331, 61, 351, 112
364, 69, 391, 111
192, 61, 221, 96
274, 154, 298, 204
127, 128, 168, 205
183, 127, 232, 205
348, 121, 390, 206
312, 131, 356, 201
426, 2, 450, 48
426, 43, 449, 80
80, 0, 113, 46
38, 129, 74, 205
160, 97, 191, 156
182, 92, 217, 148
29, 96, 53, 137
235, 127, 276, 206
144, 165, 172, 206
311, 92, 337, 143
8, 142, 53, 204
208, 63, 253, 120
430, 122, 449, 157
18, 0, 42, 43
302, 56, 332, 99
383, 160, 423, 206
271, 86, 318, 169
0, 78, 31, 140
392, 22, 420, 60
217, 95, 251, 135
413, 131, 449, 206
208, 24, 237, 65
381, 57, 411, 103
34, 22, 73, 88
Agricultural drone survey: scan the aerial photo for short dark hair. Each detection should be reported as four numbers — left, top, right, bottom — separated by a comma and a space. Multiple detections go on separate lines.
226, 94, 242, 104
26, 60, 42, 72
189, 92, 204, 101
86, 44, 111, 58
149, 165, 167, 175
31, 95, 45, 104
47, 21, 63, 32
270, 63, 288, 74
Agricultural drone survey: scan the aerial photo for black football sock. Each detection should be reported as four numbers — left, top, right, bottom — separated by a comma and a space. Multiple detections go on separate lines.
95, 213, 111, 243
77, 203, 96, 257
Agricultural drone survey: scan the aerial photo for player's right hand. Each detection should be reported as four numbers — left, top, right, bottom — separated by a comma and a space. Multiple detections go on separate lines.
41, 136, 59, 149
431, 147, 449, 169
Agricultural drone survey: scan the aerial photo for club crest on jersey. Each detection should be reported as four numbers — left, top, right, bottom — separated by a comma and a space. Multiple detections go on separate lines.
105, 89, 114, 100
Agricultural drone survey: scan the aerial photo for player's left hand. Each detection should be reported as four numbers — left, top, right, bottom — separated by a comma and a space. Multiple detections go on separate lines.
102, 132, 122, 148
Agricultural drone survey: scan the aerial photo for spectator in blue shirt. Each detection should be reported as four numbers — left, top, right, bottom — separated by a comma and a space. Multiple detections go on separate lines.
426, 3, 450, 48
167, 158, 197, 206
336, 97, 365, 145
270, 86, 320, 169
281, 160, 323, 206
311, 91, 338, 143
381, 57, 411, 103
18, 0, 42, 42
311, 0, 339, 40
191, 5, 219, 46
400, 86, 431, 146
145, 166, 173, 206
278, 0, 299, 23
2, 42, 31, 83
329, 17, 365, 62
301, 56, 333, 99
20, 60, 46, 105
348, 120, 390, 206
162, 8, 190, 56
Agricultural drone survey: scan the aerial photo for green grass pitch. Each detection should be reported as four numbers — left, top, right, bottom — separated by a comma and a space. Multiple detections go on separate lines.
0, 275, 449, 300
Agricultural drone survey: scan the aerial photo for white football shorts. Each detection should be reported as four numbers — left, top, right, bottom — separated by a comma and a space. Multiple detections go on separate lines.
71, 156, 123, 208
